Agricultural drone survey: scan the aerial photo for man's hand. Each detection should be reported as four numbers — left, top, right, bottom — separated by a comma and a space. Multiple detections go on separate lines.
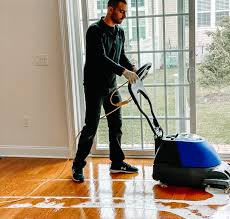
122, 69, 138, 84
132, 66, 137, 73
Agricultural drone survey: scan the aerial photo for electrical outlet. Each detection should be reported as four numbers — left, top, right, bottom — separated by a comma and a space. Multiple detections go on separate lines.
33, 54, 48, 66
23, 116, 30, 127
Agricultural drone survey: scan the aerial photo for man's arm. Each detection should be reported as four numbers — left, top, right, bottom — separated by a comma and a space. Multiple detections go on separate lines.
86, 25, 125, 76
86, 25, 137, 83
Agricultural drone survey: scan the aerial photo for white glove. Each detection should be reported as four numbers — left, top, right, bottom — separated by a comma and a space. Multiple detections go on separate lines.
122, 69, 138, 84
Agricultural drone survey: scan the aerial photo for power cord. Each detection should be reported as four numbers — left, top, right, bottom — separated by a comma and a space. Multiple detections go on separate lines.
0, 81, 132, 207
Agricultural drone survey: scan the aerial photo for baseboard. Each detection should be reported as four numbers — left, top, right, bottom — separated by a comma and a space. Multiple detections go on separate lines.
1, 145, 229, 160
0, 145, 71, 159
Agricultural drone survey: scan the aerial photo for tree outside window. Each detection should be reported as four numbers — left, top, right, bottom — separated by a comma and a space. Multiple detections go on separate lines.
215, 0, 229, 25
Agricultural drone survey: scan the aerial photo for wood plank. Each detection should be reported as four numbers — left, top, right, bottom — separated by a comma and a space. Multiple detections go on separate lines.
0, 157, 229, 218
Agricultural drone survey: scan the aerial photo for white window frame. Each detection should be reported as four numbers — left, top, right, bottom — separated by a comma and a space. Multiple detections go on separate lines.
59, 0, 196, 158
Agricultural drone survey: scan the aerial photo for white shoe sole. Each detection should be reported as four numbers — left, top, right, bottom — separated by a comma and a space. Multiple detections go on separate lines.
72, 176, 84, 182
110, 169, 138, 174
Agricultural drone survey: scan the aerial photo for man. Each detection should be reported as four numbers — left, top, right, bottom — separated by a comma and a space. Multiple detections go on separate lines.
72, 0, 138, 182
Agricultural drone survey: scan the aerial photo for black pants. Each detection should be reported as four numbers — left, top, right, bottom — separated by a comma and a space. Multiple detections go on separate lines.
74, 87, 125, 168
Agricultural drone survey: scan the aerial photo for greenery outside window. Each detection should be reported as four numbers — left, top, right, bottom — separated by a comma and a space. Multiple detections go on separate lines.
215, 0, 229, 25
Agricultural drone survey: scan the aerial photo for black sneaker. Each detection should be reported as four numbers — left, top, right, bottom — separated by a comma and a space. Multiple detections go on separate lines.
72, 166, 84, 182
110, 162, 138, 173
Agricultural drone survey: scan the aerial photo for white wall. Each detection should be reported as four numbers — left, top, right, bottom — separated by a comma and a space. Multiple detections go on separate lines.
0, 0, 69, 157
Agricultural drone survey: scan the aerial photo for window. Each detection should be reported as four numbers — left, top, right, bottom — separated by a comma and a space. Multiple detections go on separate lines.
131, 11, 146, 40
131, 0, 144, 8
97, 0, 107, 10
216, 11, 229, 24
185, 15, 189, 27
215, 0, 229, 25
184, 0, 189, 26
197, 0, 211, 27
82, 0, 194, 156
197, 0, 211, 11
97, 0, 107, 16
198, 13, 211, 26
216, 0, 229, 10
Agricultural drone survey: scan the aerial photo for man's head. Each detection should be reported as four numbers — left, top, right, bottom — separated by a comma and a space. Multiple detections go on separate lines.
107, 0, 127, 24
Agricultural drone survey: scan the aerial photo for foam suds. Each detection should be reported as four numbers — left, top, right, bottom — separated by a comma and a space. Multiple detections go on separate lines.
2, 185, 230, 218
6, 203, 32, 208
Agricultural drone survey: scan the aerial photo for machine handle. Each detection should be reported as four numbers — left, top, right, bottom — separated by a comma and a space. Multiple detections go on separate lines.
136, 62, 152, 80
128, 63, 164, 139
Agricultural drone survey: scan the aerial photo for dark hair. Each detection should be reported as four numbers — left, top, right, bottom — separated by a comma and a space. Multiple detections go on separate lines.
108, 0, 127, 8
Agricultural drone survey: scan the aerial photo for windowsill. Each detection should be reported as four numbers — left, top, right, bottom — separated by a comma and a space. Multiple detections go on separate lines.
96, 143, 230, 154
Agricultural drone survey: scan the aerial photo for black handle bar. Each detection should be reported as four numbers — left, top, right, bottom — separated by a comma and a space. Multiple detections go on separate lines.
128, 63, 163, 139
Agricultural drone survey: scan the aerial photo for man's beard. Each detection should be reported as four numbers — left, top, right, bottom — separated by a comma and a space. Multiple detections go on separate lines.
111, 14, 123, 24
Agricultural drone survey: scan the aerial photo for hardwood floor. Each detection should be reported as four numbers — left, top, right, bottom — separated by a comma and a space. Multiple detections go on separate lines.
0, 157, 229, 218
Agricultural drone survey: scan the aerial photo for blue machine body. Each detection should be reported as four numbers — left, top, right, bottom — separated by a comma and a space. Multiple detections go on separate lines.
175, 134, 221, 168
129, 63, 230, 189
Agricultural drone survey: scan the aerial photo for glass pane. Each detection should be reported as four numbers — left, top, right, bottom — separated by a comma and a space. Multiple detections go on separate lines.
126, 1, 136, 17
97, 119, 109, 148
143, 119, 156, 150
166, 52, 179, 83
197, 13, 211, 27
84, 0, 193, 154
167, 87, 176, 116
197, 0, 211, 12
216, 0, 229, 10
168, 120, 177, 134
122, 101, 141, 117
167, 119, 190, 134
143, 87, 165, 117
140, 53, 165, 84
184, 15, 189, 49
137, 0, 163, 16
216, 12, 229, 25
165, 0, 177, 14
165, 52, 189, 84
165, 16, 178, 50
88, 0, 106, 19
139, 17, 163, 51
128, 53, 138, 67
121, 119, 142, 148
165, 0, 189, 14
167, 86, 190, 118
184, 0, 189, 14
137, 17, 146, 40
97, 119, 143, 149
96, 0, 107, 12
120, 88, 141, 117
196, 0, 230, 150
88, 20, 97, 26
129, 85, 164, 118
197, 93, 230, 145
121, 18, 138, 52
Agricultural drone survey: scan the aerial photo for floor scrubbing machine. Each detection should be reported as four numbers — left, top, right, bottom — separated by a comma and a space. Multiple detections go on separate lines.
129, 63, 230, 192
